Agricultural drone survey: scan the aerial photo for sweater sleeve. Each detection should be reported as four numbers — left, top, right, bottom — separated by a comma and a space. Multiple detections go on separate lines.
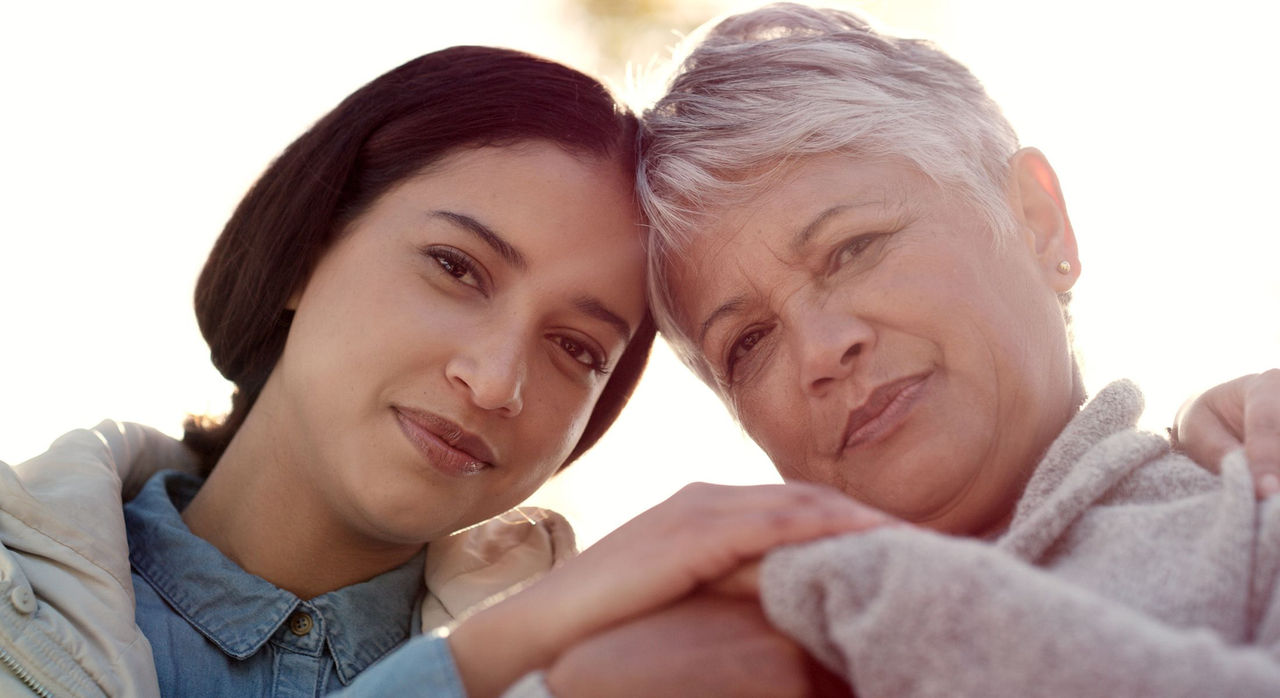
760, 525, 1280, 698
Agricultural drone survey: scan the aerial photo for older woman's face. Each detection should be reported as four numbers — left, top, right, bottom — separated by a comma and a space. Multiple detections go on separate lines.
668, 153, 1080, 534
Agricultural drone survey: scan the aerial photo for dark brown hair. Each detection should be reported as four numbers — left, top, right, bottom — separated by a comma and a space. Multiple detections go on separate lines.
185, 46, 655, 475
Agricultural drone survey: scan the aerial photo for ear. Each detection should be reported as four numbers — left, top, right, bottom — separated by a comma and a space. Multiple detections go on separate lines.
1008, 147, 1079, 292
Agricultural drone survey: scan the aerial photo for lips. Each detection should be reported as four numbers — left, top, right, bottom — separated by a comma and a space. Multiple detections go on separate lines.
393, 407, 496, 477
839, 372, 932, 453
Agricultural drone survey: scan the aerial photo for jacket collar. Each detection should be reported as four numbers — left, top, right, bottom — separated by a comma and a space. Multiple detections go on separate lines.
125, 471, 423, 685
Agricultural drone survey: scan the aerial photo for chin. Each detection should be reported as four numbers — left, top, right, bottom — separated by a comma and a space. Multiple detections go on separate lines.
864, 466, 988, 534
349, 484, 454, 544
909, 490, 1011, 536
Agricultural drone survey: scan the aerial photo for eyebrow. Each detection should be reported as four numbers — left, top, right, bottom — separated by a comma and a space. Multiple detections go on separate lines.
431, 210, 527, 271
697, 295, 747, 349
790, 204, 854, 252
790, 198, 891, 252
574, 296, 634, 343
431, 209, 632, 343
696, 205, 855, 348
696, 198, 897, 350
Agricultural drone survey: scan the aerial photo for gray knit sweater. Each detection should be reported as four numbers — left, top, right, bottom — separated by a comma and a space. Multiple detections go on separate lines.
761, 380, 1280, 697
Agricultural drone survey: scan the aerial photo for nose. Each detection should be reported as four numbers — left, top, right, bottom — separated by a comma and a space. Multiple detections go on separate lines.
792, 304, 875, 396
445, 339, 526, 416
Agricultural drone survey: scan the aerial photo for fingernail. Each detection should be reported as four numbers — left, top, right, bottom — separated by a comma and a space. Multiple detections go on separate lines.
1260, 474, 1280, 498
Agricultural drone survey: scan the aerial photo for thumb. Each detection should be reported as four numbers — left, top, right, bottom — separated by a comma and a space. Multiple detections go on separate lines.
1174, 385, 1246, 474
1244, 369, 1280, 497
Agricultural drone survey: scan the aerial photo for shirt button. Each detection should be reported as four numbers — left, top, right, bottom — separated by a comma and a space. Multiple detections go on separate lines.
288, 611, 314, 636
10, 586, 36, 615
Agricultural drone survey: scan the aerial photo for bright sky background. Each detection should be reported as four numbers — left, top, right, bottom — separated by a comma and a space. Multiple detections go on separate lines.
2, 0, 1277, 547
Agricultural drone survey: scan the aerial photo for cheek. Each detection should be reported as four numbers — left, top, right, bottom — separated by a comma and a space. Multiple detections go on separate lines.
738, 381, 810, 473
520, 367, 604, 461
312, 287, 434, 384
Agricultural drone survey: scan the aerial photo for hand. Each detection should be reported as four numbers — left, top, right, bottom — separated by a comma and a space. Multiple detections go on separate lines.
546, 594, 851, 698
708, 559, 762, 598
448, 482, 888, 697
1173, 369, 1280, 498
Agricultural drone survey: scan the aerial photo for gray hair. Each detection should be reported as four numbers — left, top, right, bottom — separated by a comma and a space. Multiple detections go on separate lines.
639, 3, 1021, 383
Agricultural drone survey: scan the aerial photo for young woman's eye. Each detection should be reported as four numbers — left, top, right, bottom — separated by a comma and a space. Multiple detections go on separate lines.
423, 246, 487, 293
553, 335, 609, 375
725, 326, 771, 382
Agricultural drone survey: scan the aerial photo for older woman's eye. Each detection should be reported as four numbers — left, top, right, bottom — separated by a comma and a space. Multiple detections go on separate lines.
726, 326, 772, 381
832, 234, 884, 271
553, 335, 609, 375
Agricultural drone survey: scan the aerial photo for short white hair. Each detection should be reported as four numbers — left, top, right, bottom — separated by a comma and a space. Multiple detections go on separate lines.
639, 3, 1021, 383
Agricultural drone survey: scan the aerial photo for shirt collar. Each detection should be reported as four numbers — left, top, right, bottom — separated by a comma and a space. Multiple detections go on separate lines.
126, 470, 424, 683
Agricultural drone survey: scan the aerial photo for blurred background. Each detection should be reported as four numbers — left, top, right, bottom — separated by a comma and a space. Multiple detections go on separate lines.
2, 0, 1277, 546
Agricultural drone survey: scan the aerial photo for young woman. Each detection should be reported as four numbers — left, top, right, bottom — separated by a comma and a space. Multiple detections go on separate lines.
0, 46, 890, 697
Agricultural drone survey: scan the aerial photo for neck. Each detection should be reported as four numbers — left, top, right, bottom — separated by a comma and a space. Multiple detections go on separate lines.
978, 371, 1088, 539
181, 395, 424, 600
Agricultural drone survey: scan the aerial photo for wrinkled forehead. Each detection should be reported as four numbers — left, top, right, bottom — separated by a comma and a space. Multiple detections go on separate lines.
656, 179, 783, 312
663, 215, 752, 322
658, 155, 919, 303
649, 152, 959, 385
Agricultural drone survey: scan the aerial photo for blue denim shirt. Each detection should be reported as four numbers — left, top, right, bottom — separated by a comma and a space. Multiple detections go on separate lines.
125, 470, 467, 696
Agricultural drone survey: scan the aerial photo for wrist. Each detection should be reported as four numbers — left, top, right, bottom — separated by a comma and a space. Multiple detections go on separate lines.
447, 578, 573, 698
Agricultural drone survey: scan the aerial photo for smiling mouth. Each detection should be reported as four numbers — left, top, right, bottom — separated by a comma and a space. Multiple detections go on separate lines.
839, 372, 932, 454
393, 407, 495, 477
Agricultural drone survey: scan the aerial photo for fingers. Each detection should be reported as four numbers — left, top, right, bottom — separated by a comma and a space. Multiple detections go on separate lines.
1244, 369, 1280, 497
675, 480, 892, 548
1174, 377, 1247, 474
1174, 370, 1280, 499
546, 595, 825, 698
506, 481, 889, 664
450, 483, 883, 696
708, 560, 762, 598
593, 481, 890, 597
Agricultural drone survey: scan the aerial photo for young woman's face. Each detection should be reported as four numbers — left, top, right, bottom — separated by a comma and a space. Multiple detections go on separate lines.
265, 141, 647, 545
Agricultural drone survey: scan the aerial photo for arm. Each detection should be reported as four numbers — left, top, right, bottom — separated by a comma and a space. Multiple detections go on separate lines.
336, 481, 888, 697
760, 507, 1280, 697
0, 424, 175, 698
448, 481, 888, 697
544, 594, 850, 698
337, 596, 849, 698
1174, 369, 1280, 497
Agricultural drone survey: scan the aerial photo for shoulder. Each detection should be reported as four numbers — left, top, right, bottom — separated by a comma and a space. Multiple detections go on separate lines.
1103, 447, 1220, 505
0, 422, 165, 697
421, 507, 577, 629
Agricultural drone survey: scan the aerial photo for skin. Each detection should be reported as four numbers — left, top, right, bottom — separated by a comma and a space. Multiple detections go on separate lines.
182, 141, 648, 598
667, 148, 1081, 535
449, 480, 891, 697
1175, 369, 1280, 497
546, 594, 849, 698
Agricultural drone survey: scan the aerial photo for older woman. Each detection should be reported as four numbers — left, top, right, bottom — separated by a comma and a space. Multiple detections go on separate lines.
552, 4, 1280, 696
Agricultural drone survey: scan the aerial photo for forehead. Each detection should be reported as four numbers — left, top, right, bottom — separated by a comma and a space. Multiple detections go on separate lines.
351, 142, 648, 319
663, 155, 926, 322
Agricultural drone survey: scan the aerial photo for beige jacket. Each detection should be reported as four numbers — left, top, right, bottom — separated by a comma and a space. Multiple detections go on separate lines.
0, 421, 573, 697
